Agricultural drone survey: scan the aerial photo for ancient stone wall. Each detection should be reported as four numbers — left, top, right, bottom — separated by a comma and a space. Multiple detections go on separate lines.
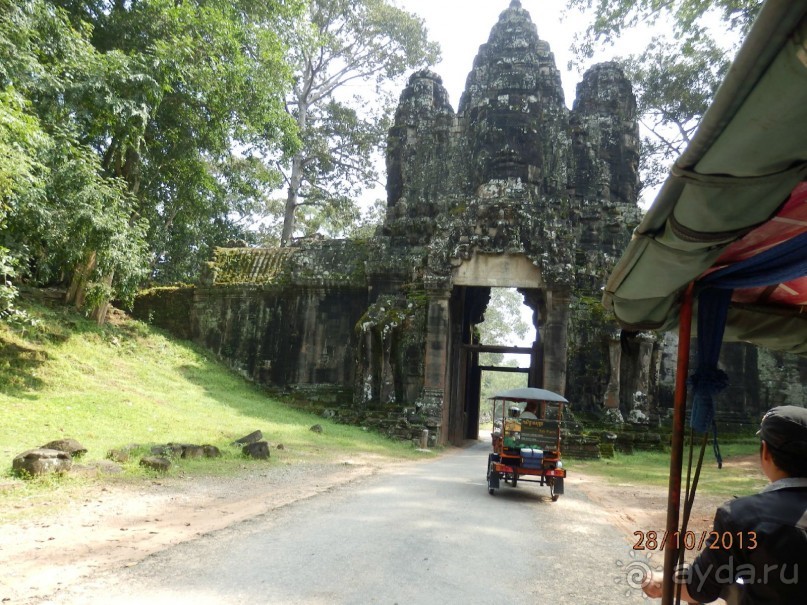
131, 285, 195, 339
655, 333, 807, 428
188, 241, 372, 401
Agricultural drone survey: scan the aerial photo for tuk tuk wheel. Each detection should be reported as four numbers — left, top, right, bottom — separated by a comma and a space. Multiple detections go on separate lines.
510, 473, 518, 488
487, 462, 500, 495
550, 477, 563, 501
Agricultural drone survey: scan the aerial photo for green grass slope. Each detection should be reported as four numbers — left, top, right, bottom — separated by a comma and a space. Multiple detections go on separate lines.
1, 296, 427, 498
570, 443, 767, 499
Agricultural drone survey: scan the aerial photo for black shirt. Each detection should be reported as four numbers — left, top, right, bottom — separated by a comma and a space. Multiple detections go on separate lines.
686, 479, 807, 604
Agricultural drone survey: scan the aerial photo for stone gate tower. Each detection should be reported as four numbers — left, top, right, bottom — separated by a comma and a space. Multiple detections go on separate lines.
371, 0, 642, 442
177, 1, 644, 445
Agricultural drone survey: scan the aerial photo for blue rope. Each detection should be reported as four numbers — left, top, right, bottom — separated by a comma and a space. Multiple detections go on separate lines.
689, 288, 731, 468
688, 366, 727, 468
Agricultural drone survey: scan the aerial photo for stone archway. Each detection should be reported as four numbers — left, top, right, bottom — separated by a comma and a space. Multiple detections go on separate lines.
433, 253, 570, 445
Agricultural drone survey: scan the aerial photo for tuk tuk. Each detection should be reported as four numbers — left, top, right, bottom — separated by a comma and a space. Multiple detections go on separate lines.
486, 387, 567, 500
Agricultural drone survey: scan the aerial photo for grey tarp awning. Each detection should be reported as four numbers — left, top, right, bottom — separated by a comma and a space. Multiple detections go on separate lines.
490, 387, 568, 403
602, 0, 807, 355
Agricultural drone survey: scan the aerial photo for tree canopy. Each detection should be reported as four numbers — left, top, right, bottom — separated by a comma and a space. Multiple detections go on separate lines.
275, 0, 439, 245
1, 0, 147, 317
567, 0, 763, 189
1, 0, 302, 321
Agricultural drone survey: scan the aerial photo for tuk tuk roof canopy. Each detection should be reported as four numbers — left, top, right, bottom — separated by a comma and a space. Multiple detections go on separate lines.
603, 0, 807, 356
490, 387, 568, 403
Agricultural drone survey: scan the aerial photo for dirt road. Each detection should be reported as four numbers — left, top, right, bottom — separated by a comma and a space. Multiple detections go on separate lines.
0, 442, 692, 604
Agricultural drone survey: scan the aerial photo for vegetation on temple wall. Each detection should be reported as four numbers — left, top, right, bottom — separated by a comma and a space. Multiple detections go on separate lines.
206, 248, 296, 287
356, 295, 411, 339
566, 294, 613, 411
132, 285, 195, 339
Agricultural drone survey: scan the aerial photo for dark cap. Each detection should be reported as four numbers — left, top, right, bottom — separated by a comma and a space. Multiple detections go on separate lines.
758, 405, 807, 457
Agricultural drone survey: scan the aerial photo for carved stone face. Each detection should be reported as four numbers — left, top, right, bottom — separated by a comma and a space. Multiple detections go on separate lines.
468, 93, 543, 186
459, 5, 563, 190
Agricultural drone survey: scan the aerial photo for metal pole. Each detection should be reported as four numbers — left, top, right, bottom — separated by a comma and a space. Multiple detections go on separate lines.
661, 283, 695, 605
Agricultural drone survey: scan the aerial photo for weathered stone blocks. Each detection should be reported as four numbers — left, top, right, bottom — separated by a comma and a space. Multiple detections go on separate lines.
13, 448, 73, 477
41, 438, 87, 458
140, 456, 171, 472
242, 441, 270, 460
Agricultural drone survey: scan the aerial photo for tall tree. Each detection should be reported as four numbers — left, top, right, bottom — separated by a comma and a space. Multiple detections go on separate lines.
478, 288, 531, 347
278, 0, 439, 245
478, 288, 532, 366
567, 0, 763, 189
53, 0, 303, 284
0, 86, 47, 319
1, 0, 148, 320
2, 0, 303, 322
477, 288, 532, 424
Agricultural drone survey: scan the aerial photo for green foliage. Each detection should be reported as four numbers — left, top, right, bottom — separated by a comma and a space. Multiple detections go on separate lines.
278, 0, 439, 244
625, 35, 727, 184
64, 0, 303, 283
0, 296, 427, 512
0, 88, 46, 208
567, 0, 763, 188
479, 363, 528, 422
477, 288, 531, 347
0, 249, 18, 319
570, 438, 765, 498
344, 198, 386, 240
567, 0, 760, 50
1, 0, 305, 316
0, 1, 149, 317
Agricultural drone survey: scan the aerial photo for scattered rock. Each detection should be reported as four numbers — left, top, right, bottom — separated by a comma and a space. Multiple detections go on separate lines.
242, 441, 270, 460
139, 456, 171, 472
151, 444, 183, 457
107, 444, 140, 463
12, 448, 72, 477
41, 438, 87, 458
202, 445, 221, 458
181, 445, 205, 459
107, 449, 130, 463
309, 424, 323, 434
231, 430, 263, 446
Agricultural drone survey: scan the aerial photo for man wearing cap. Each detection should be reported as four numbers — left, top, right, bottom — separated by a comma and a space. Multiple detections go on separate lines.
642, 405, 807, 604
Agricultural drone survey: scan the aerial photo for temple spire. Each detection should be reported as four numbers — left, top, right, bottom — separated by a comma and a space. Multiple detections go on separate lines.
510, 0, 522, 7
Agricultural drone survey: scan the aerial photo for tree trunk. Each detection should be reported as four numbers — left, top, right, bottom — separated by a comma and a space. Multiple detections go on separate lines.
281, 153, 304, 246
65, 251, 113, 326
90, 271, 115, 326
281, 97, 308, 246
65, 251, 97, 310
